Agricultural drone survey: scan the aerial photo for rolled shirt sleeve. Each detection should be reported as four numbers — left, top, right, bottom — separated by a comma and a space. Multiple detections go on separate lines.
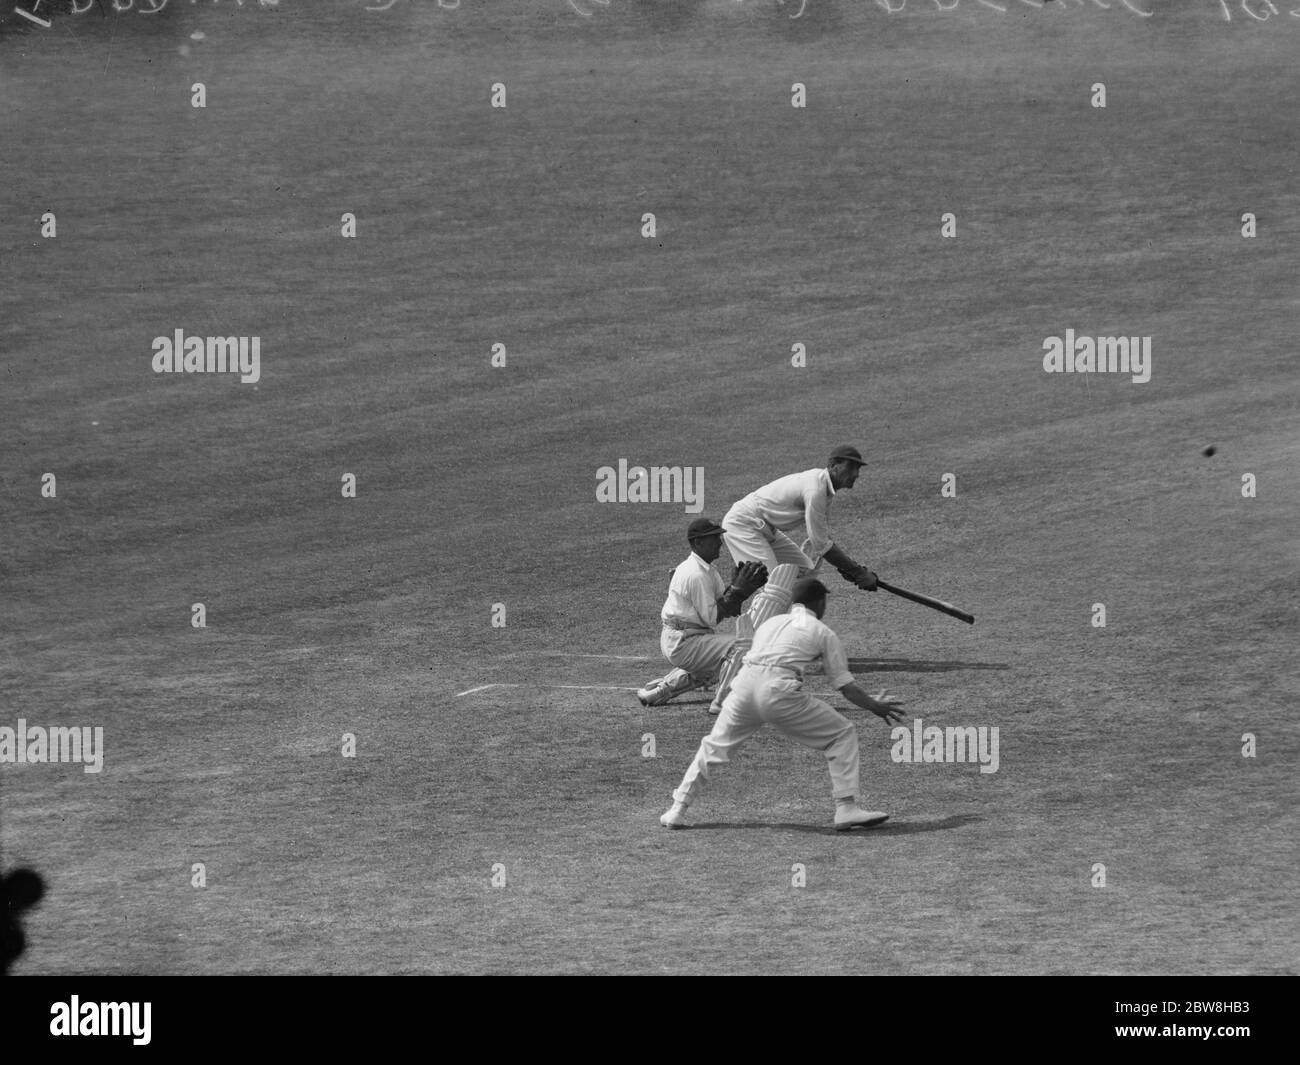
802, 475, 834, 561
820, 629, 854, 690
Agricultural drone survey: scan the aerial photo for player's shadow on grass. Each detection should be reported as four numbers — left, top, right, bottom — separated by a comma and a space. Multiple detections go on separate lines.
847, 658, 1009, 674
687, 814, 983, 836
869, 814, 984, 835
664, 661, 1009, 709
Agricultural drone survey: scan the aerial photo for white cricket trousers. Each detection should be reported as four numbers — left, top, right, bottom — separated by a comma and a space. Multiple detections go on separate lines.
721, 515, 815, 572
661, 629, 734, 680
648, 629, 736, 697
671, 665, 861, 805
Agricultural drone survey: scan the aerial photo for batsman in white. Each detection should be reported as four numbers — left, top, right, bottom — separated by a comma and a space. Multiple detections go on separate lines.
707, 444, 880, 715
660, 577, 906, 831
636, 518, 769, 707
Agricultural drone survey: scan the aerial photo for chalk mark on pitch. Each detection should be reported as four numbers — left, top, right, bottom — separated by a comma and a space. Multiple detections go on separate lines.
455, 682, 641, 698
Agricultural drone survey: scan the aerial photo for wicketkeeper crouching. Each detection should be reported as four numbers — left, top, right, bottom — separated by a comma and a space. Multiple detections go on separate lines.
636, 517, 769, 708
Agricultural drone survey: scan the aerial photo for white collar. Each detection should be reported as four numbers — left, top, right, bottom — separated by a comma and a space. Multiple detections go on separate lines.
688, 550, 715, 571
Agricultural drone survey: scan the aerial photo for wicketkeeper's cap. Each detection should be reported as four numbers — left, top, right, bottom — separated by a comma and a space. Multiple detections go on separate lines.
828, 444, 866, 466
686, 517, 725, 540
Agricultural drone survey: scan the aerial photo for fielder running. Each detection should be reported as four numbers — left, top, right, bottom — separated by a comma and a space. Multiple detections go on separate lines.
708, 444, 880, 715
637, 518, 768, 707
660, 578, 906, 831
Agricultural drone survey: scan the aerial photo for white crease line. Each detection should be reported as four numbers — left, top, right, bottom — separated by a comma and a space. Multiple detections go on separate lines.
15, 8, 53, 27
550, 685, 640, 691
455, 683, 640, 697
538, 652, 652, 661
455, 683, 508, 697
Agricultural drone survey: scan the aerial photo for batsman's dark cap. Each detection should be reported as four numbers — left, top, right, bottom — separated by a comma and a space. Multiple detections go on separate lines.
686, 517, 724, 541
828, 445, 866, 467
792, 578, 829, 606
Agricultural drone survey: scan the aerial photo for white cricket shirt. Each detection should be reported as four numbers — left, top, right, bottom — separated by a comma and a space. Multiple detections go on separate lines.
744, 604, 855, 689
723, 468, 837, 561
661, 551, 727, 631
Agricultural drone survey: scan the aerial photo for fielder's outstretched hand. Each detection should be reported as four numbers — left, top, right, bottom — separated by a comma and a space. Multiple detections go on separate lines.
868, 688, 905, 724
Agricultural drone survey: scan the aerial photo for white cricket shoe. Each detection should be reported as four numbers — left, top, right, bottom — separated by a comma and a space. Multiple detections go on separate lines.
833, 806, 889, 831
637, 682, 671, 707
660, 803, 689, 829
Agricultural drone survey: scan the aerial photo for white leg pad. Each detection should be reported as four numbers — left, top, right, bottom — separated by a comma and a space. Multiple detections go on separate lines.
746, 562, 799, 632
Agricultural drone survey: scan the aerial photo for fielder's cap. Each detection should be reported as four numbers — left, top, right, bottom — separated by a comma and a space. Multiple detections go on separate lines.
686, 517, 724, 540
829, 444, 866, 466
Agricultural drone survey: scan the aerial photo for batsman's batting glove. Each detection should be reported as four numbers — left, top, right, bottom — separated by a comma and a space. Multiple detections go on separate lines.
854, 569, 879, 592
834, 562, 862, 584
837, 564, 878, 591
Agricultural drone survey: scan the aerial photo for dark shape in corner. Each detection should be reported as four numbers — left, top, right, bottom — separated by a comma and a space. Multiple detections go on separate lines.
1, 868, 46, 975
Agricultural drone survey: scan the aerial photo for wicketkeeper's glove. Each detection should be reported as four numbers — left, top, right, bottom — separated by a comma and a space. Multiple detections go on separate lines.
732, 561, 769, 596
717, 562, 769, 617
